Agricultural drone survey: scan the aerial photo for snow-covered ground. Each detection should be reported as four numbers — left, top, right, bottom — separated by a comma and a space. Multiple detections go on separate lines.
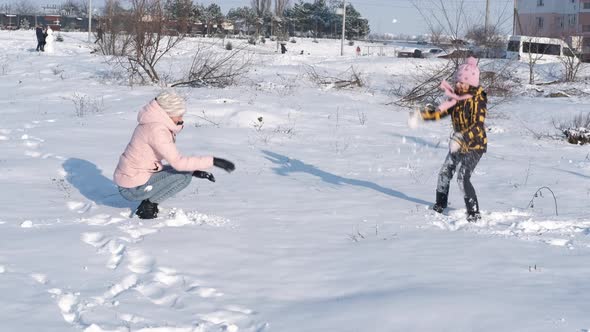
2, 30, 590, 331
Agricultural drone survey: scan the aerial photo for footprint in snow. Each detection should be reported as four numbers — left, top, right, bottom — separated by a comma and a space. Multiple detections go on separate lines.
126, 248, 155, 274
186, 283, 224, 298
81, 232, 126, 270
102, 274, 139, 300
67, 201, 93, 214
46, 288, 81, 326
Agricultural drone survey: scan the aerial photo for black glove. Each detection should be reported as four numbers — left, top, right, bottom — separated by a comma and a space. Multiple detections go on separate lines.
213, 157, 235, 173
193, 171, 216, 182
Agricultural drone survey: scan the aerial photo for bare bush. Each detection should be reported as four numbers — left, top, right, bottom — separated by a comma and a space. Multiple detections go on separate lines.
560, 53, 584, 83
392, 59, 517, 109
52, 65, 64, 76
478, 60, 520, 100
391, 61, 454, 107
172, 43, 254, 88
554, 113, 590, 144
357, 110, 367, 125
69, 93, 105, 117
193, 110, 221, 128
0, 61, 8, 76
304, 65, 365, 89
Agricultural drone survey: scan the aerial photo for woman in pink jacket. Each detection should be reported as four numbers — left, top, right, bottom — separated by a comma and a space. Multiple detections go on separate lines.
114, 91, 235, 219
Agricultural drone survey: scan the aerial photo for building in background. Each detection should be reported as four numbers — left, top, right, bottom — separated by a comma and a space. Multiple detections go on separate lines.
515, 0, 590, 59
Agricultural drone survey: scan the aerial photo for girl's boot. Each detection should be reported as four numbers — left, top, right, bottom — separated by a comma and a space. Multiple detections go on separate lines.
465, 197, 481, 222
432, 191, 448, 213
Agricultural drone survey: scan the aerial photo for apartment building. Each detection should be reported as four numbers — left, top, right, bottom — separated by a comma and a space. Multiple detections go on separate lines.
515, 0, 590, 55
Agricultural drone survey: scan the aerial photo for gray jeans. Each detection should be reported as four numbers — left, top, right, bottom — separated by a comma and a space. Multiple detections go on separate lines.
118, 166, 192, 203
437, 151, 483, 210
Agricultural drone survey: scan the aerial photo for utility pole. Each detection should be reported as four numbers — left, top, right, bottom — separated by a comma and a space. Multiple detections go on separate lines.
340, 0, 346, 56
513, 0, 517, 35
88, 0, 92, 42
485, 0, 490, 35
484, 0, 490, 57
513, 0, 522, 35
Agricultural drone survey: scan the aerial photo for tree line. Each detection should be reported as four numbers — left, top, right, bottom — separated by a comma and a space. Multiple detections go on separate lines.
1, 0, 370, 39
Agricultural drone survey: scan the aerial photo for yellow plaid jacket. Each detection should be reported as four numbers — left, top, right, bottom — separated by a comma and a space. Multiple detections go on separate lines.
421, 86, 487, 153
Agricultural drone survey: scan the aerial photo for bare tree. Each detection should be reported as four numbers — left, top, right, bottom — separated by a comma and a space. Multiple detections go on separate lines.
411, 0, 470, 69
523, 37, 546, 84
73, 0, 89, 16
429, 26, 444, 46
96, 0, 132, 56
465, 25, 506, 57
273, 0, 289, 37
273, 0, 289, 51
100, 0, 184, 84
251, 0, 271, 37
14, 0, 38, 15
126, 0, 185, 83
402, 0, 472, 106
398, 0, 516, 108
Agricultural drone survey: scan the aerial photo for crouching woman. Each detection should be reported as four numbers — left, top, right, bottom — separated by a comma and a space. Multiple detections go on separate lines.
114, 91, 235, 219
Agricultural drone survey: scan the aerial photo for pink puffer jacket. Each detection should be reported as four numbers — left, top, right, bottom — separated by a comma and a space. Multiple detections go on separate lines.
114, 100, 213, 188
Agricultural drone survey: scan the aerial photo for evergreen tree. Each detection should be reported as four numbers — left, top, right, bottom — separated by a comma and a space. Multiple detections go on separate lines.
227, 6, 257, 35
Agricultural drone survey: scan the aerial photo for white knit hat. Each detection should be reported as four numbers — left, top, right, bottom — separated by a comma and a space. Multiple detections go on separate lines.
155, 90, 186, 117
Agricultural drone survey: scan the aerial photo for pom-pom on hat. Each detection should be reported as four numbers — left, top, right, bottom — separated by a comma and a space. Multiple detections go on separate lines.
456, 57, 480, 87
155, 90, 186, 117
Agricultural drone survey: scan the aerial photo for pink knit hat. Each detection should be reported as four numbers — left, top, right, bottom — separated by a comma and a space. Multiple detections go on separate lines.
456, 57, 480, 87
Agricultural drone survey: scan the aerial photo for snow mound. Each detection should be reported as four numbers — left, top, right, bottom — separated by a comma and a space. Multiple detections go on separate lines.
156, 209, 231, 228
430, 209, 590, 248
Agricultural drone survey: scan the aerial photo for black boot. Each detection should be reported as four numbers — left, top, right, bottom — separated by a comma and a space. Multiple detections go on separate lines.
432, 191, 448, 214
135, 199, 159, 219
465, 197, 480, 222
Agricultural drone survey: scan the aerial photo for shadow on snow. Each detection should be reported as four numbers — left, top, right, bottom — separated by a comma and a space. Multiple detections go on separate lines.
63, 158, 135, 209
262, 150, 431, 206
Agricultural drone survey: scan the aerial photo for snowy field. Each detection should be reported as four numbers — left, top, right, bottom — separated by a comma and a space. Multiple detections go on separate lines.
2, 30, 590, 331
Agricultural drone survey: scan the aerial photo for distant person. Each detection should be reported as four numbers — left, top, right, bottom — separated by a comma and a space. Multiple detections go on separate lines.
95, 25, 103, 44
280, 42, 287, 54
356, 45, 361, 56
408, 57, 487, 222
114, 90, 236, 219
35, 25, 45, 52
